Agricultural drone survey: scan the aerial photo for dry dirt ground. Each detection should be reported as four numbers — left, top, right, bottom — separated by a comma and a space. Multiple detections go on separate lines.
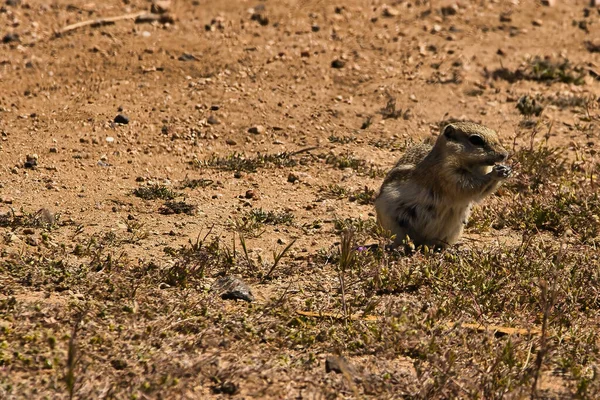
1, 0, 600, 398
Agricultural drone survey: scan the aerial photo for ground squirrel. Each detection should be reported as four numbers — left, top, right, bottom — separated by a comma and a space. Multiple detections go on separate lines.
375, 121, 511, 249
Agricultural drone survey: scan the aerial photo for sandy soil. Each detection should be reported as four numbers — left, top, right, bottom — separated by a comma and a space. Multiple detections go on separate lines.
1, 0, 599, 398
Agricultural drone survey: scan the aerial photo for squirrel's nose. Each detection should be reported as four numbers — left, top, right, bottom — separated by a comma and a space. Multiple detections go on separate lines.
498, 151, 508, 162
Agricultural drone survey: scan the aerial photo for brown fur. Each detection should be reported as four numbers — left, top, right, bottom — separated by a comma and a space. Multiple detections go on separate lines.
375, 121, 511, 249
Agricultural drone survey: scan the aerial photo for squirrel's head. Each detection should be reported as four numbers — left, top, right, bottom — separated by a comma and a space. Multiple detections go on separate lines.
438, 122, 509, 174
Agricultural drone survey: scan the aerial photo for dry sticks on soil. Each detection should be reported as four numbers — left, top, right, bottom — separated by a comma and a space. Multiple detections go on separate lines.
56, 12, 175, 36
296, 310, 542, 337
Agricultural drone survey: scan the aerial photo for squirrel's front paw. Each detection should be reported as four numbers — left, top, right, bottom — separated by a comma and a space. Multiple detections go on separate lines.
491, 164, 512, 179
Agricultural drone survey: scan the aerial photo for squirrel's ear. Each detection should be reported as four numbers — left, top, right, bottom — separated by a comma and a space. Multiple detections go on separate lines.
443, 124, 456, 141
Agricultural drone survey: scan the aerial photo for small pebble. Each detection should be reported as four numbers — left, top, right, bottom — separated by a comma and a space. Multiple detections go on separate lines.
331, 59, 346, 69
250, 11, 269, 26
325, 355, 357, 375
226, 139, 237, 145
2, 33, 19, 43
207, 115, 220, 125
114, 114, 129, 124
382, 7, 399, 17
212, 276, 254, 302
24, 154, 38, 169
179, 53, 197, 62
106, 137, 115, 143
150, 0, 171, 14
248, 125, 265, 134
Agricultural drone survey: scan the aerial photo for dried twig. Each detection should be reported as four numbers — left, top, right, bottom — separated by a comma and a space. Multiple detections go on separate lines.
56, 12, 147, 36
297, 310, 542, 336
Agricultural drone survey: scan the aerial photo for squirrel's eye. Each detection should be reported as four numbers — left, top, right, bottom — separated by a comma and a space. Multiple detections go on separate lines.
468, 135, 485, 146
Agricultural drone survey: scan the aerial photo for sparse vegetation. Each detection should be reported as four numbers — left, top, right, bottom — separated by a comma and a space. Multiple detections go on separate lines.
179, 177, 214, 189
324, 153, 385, 177
200, 151, 304, 172
159, 200, 198, 215
490, 56, 586, 85
133, 184, 178, 200
517, 95, 544, 117
319, 184, 376, 205
329, 134, 357, 144
247, 208, 295, 225
2, 0, 600, 398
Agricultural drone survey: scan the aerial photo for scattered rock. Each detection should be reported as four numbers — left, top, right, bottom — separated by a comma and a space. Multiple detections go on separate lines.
2, 33, 19, 43
251, 13, 269, 26
114, 114, 130, 124
49, 147, 58, 153
24, 154, 38, 169
207, 115, 220, 125
331, 59, 346, 69
178, 53, 199, 62
39, 208, 55, 225
106, 136, 115, 143
212, 276, 254, 302
532, 19, 543, 27
245, 189, 258, 199
150, 0, 170, 14
541, 0, 555, 5
210, 105, 220, 111
441, 5, 458, 16
25, 236, 38, 247
585, 40, 600, 53
212, 381, 238, 395
287, 173, 299, 183
6, 0, 22, 7
325, 355, 357, 376
250, 6, 269, 26
111, 359, 128, 370
226, 139, 237, 145
382, 6, 399, 17
311, 24, 320, 32
248, 125, 265, 135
